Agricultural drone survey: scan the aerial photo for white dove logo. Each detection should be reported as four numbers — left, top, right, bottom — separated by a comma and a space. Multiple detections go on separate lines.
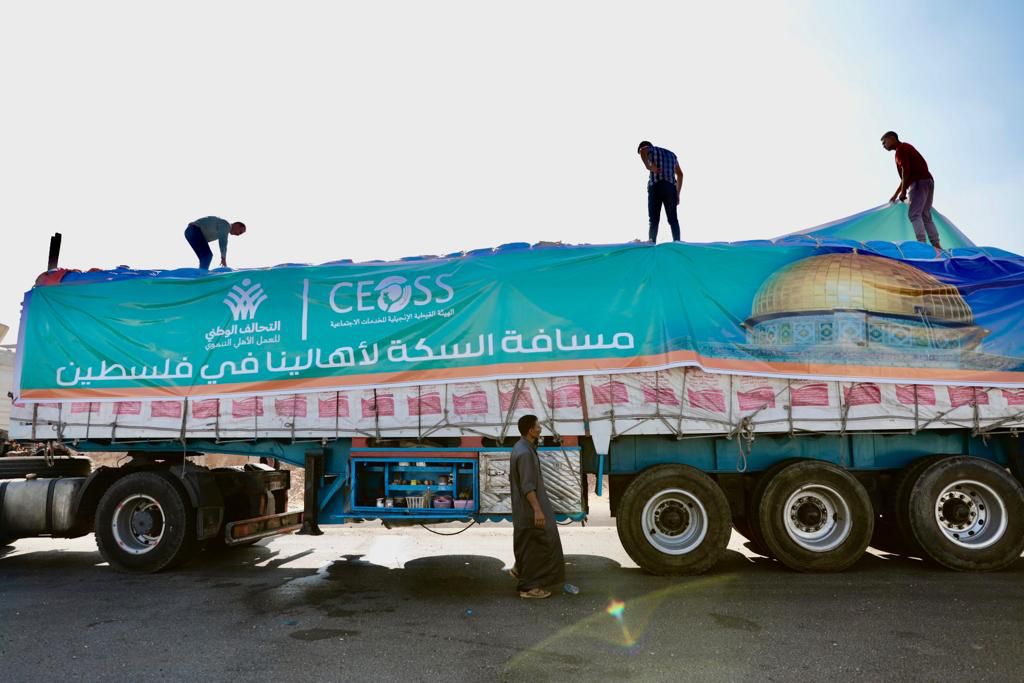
224, 279, 268, 321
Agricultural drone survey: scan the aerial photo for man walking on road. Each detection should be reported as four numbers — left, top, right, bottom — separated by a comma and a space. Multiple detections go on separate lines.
509, 414, 565, 599
185, 216, 246, 270
638, 140, 684, 242
881, 131, 942, 249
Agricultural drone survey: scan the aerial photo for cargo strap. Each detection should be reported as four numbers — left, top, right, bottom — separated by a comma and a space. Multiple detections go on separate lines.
0, 481, 8, 524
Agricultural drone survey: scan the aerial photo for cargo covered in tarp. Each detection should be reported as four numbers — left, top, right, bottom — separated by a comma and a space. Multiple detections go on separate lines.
14, 204, 1024, 403
11, 204, 1024, 449
10, 369, 1024, 454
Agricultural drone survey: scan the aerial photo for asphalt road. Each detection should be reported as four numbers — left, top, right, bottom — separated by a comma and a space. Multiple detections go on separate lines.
2, 495, 1023, 682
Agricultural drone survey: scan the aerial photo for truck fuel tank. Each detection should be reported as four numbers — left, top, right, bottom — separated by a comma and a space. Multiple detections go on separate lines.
0, 477, 86, 536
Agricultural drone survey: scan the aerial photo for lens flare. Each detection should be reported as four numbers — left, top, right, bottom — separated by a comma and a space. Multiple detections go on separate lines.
503, 575, 737, 677
606, 598, 636, 646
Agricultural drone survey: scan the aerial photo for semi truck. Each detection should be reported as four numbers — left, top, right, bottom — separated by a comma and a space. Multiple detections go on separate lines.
3, 204, 1024, 575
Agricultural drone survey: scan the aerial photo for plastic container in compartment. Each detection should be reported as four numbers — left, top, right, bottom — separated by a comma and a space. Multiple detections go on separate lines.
405, 496, 426, 509
432, 497, 453, 509
453, 499, 475, 510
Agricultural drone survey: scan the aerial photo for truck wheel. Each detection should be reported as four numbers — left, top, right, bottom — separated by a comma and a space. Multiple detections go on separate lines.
758, 460, 873, 572
0, 456, 91, 479
95, 471, 198, 573
874, 456, 943, 557
615, 464, 731, 575
907, 457, 1024, 571
743, 458, 805, 558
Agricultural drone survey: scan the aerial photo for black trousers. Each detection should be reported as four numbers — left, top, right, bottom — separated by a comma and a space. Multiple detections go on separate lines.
648, 180, 681, 242
513, 524, 565, 591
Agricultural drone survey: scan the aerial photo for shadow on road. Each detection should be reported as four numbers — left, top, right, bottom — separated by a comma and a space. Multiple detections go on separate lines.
3, 538, 1021, 593
4, 538, 1024, 682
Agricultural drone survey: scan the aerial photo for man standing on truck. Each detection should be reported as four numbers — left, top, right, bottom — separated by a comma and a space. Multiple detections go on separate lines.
184, 216, 247, 270
509, 414, 565, 599
637, 140, 684, 243
881, 131, 942, 249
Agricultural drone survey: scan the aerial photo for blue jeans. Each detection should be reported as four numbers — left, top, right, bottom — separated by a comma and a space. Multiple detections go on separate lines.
185, 224, 213, 270
908, 179, 940, 248
648, 180, 680, 242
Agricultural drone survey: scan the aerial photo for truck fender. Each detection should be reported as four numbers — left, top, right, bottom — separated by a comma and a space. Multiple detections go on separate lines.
170, 469, 225, 542
70, 467, 126, 537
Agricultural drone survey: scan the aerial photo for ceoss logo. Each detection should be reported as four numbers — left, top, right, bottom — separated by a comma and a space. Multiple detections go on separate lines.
330, 274, 454, 314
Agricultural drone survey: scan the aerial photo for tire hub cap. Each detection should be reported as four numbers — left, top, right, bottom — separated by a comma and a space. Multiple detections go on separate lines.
656, 503, 690, 535
131, 510, 159, 536
781, 485, 852, 552
641, 489, 708, 555
794, 497, 828, 532
934, 480, 1007, 549
112, 494, 166, 556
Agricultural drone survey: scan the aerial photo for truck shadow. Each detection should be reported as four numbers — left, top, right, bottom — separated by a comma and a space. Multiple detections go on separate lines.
732, 539, 1024, 575
3, 537, 1023, 582
3, 537, 1022, 592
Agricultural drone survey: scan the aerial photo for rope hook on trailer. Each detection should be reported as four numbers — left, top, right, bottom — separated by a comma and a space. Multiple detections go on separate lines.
735, 416, 755, 473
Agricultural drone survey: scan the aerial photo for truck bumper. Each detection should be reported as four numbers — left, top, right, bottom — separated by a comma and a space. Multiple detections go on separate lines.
224, 510, 304, 546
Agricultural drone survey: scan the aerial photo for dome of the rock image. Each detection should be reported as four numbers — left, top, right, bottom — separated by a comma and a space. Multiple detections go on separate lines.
744, 253, 986, 351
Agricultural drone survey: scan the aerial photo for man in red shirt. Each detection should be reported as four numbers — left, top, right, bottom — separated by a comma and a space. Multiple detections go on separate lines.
881, 131, 941, 249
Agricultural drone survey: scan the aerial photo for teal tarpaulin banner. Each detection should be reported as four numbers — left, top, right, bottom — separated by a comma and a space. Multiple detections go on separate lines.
16, 208, 1024, 401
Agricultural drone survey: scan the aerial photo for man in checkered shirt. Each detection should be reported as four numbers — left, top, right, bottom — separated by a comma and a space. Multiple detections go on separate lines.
637, 141, 685, 242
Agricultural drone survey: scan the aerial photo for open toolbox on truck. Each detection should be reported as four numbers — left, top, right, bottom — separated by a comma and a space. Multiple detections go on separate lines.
345, 447, 584, 519
350, 454, 479, 516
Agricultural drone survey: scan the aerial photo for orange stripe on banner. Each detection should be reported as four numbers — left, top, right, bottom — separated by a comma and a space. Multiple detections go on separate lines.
18, 350, 1024, 400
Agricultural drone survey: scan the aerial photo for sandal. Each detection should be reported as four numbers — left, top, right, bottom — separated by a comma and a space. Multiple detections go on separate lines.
519, 588, 551, 599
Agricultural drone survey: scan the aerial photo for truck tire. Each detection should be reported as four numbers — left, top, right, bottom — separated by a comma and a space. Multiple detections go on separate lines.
615, 464, 731, 575
742, 458, 805, 558
872, 456, 943, 557
907, 457, 1024, 571
758, 460, 873, 572
0, 456, 91, 479
95, 471, 198, 573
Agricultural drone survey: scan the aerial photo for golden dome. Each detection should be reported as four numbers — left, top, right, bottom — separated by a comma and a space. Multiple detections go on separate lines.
750, 253, 974, 324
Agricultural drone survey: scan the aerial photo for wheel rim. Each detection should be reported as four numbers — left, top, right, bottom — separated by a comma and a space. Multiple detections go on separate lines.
780, 484, 852, 552
641, 488, 708, 555
932, 479, 1007, 549
111, 494, 165, 555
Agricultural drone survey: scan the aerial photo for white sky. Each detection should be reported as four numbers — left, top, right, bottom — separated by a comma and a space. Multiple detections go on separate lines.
2, 1, 1021, 341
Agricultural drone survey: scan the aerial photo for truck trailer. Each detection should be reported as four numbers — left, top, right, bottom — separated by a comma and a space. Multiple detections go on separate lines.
4, 205, 1024, 575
